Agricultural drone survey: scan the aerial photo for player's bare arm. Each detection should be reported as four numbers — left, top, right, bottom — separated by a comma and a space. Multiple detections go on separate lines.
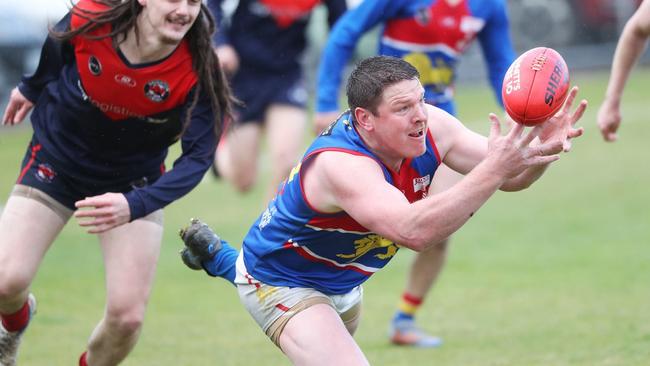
424, 104, 488, 175
303, 117, 561, 253
597, 0, 650, 141
427, 102, 578, 192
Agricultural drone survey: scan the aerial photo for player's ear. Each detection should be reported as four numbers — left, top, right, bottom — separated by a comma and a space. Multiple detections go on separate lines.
353, 107, 374, 132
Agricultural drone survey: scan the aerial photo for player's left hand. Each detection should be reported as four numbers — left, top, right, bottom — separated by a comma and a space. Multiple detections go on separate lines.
2, 87, 34, 125
74, 193, 131, 234
538, 86, 587, 152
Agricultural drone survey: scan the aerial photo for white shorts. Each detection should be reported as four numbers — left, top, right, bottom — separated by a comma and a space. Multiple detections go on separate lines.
234, 251, 363, 347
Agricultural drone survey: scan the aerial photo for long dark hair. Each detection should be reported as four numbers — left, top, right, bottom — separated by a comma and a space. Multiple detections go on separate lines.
53, 0, 234, 137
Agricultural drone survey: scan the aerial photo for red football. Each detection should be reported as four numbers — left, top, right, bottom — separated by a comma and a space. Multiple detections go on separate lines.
502, 47, 570, 126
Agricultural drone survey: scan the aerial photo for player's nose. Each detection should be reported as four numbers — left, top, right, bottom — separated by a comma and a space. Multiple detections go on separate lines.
413, 102, 427, 123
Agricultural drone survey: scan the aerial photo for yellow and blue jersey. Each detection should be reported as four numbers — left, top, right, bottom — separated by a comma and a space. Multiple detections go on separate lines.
241, 111, 441, 295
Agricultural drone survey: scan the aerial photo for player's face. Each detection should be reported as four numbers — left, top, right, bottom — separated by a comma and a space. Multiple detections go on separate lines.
138, 0, 202, 45
372, 78, 428, 163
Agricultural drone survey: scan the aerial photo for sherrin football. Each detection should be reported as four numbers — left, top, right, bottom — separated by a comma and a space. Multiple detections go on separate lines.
502, 47, 570, 126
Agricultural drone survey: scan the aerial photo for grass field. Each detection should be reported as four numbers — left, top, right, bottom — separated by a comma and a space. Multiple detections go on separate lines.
1, 67, 649, 365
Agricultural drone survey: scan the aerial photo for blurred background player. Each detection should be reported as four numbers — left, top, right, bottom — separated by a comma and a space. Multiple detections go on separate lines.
314, 0, 515, 347
0, 0, 233, 365
597, 0, 650, 142
180, 56, 586, 365
207, 0, 346, 201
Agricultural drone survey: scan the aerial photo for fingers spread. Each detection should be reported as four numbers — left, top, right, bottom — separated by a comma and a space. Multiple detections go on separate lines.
519, 125, 541, 147
533, 140, 563, 157
506, 120, 524, 140
562, 86, 578, 113
570, 100, 588, 125
531, 154, 560, 166
489, 113, 502, 137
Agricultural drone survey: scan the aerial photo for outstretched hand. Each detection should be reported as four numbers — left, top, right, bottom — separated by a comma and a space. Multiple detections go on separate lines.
74, 193, 131, 234
2, 87, 34, 126
539, 86, 587, 151
486, 113, 564, 180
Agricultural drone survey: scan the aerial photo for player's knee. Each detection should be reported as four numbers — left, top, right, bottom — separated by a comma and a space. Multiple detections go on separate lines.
421, 238, 449, 255
434, 239, 449, 252
0, 268, 31, 301
105, 304, 146, 337
231, 174, 256, 193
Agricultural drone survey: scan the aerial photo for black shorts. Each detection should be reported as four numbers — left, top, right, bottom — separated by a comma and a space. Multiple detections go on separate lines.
15, 138, 161, 212
231, 64, 307, 124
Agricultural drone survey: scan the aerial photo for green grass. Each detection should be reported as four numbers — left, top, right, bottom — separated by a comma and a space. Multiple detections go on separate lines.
2, 67, 650, 365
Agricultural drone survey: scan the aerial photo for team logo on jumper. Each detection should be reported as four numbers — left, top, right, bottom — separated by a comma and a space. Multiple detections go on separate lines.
414, 6, 431, 26
413, 174, 431, 193
88, 55, 102, 76
35, 163, 56, 183
144, 80, 170, 102
336, 235, 398, 261
114, 74, 136, 87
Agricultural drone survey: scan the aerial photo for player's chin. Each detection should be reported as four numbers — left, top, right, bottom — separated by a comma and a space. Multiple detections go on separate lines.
160, 28, 187, 45
404, 142, 427, 158
162, 34, 184, 45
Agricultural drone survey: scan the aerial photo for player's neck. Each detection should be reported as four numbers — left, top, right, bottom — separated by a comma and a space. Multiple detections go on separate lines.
358, 129, 404, 173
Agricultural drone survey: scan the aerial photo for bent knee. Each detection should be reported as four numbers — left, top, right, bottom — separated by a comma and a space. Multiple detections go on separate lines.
422, 239, 449, 254
231, 175, 256, 193
0, 269, 31, 301
105, 305, 146, 336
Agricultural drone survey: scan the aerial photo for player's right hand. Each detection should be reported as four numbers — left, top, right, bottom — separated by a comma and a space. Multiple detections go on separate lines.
313, 111, 340, 135
596, 98, 621, 142
2, 87, 34, 126
486, 113, 563, 179
74, 193, 131, 234
538, 86, 586, 152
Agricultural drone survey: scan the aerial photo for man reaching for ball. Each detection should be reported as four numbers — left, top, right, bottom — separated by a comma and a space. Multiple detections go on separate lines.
180, 56, 587, 365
